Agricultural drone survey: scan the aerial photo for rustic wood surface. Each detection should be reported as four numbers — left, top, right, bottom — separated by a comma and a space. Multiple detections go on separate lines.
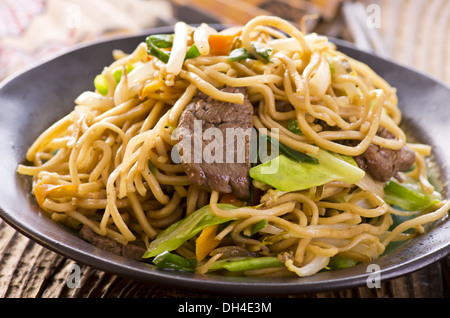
0, 217, 449, 298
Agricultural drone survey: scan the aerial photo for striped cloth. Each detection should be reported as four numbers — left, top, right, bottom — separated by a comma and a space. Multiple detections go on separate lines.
0, 0, 173, 81
361, 0, 450, 84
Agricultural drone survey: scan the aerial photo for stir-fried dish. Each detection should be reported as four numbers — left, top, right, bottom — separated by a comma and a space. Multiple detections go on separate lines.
18, 16, 449, 277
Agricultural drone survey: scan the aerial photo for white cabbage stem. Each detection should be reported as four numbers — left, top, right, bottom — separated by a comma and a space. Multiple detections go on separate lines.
193, 23, 217, 55
166, 21, 188, 76
305, 54, 331, 96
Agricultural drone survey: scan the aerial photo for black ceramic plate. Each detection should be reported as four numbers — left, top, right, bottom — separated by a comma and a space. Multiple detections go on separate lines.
0, 26, 449, 296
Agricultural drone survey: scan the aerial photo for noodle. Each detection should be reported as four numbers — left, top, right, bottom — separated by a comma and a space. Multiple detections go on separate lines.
17, 16, 449, 278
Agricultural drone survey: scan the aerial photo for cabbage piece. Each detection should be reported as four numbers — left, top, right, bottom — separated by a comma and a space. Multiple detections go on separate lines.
384, 180, 441, 211
306, 54, 331, 96
249, 150, 365, 192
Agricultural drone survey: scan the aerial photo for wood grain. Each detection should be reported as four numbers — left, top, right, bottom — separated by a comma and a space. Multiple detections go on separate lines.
0, 218, 447, 298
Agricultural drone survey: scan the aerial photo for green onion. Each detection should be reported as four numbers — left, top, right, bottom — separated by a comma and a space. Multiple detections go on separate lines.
147, 34, 174, 48
229, 43, 273, 62
254, 43, 273, 62
94, 74, 109, 96
208, 256, 283, 272
148, 160, 156, 175
185, 44, 201, 60
250, 219, 267, 236
327, 57, 336, 76
152, 251, 197, 272
146, 35, 171, 63
112, 64, 134, 83
287, 119, 303, 136
146, 33, 202, 64
229, 47, 254, 61
327, 255, 359, 270
94, 64, 134, 96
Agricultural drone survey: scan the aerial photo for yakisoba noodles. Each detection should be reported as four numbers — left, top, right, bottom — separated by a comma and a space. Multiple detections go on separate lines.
17, 16, 449, 277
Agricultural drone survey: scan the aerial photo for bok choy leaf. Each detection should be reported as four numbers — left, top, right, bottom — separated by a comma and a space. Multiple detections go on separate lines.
143, 204, 236, 258
384, 180, 441, 211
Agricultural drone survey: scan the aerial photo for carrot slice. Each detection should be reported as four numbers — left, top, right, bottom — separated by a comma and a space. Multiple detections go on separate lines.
208, 31, 241, 56
34, 183, 78, 207
195, 224, 221, 262
195, 192, 246, 261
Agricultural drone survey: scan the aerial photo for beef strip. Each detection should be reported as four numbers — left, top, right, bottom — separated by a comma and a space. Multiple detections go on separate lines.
275, 100, 294, 112
355, 127, 416, 182
79, 225, 146, 260
176, 87, 253, 199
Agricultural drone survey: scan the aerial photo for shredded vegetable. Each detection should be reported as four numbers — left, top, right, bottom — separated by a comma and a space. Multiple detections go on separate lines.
143, 204, 235, 258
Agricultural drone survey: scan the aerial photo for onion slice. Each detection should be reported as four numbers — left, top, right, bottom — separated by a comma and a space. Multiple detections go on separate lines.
166, 22, 188, 75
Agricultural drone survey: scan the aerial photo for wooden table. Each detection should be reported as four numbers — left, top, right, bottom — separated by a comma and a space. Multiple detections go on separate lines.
0, 216, 449, 298
1, 0, 449, 299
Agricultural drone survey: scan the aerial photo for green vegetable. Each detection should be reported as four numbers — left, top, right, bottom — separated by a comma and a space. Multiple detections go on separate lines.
184, 44, 201, 60
146, 34, 201, 64
261, 135, 318, 164
287, 119, 303, 135
384, 180, 441, 211
250, 219, 267, 236
327, 255, 359, 270
249, 149, 365, 192
147, 34, 174, 48
146, 35, 171, 63
153, 251, 197, 272
152, 252, 283, 274
229, 48, 253, 61
208, 256, 283, 272
143, 204, 236, 258
112, 64, 134, 83
229, 43, 273, 62
94, 74, 109, 96
148, 160, 156, 175
329, 61, 335, 75
93, 64, 134, 97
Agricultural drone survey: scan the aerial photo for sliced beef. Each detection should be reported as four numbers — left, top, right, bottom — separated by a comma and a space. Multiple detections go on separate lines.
79, 225, 146, 260
176, 87, 253, 199
355, 127, 416, 182
275, 100, 294, 112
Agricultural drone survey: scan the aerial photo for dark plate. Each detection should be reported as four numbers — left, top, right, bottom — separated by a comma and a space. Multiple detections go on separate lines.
0, 26, 449, 296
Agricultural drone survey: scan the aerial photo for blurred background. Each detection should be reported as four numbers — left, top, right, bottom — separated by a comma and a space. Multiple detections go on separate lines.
0, 0, 449, 84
